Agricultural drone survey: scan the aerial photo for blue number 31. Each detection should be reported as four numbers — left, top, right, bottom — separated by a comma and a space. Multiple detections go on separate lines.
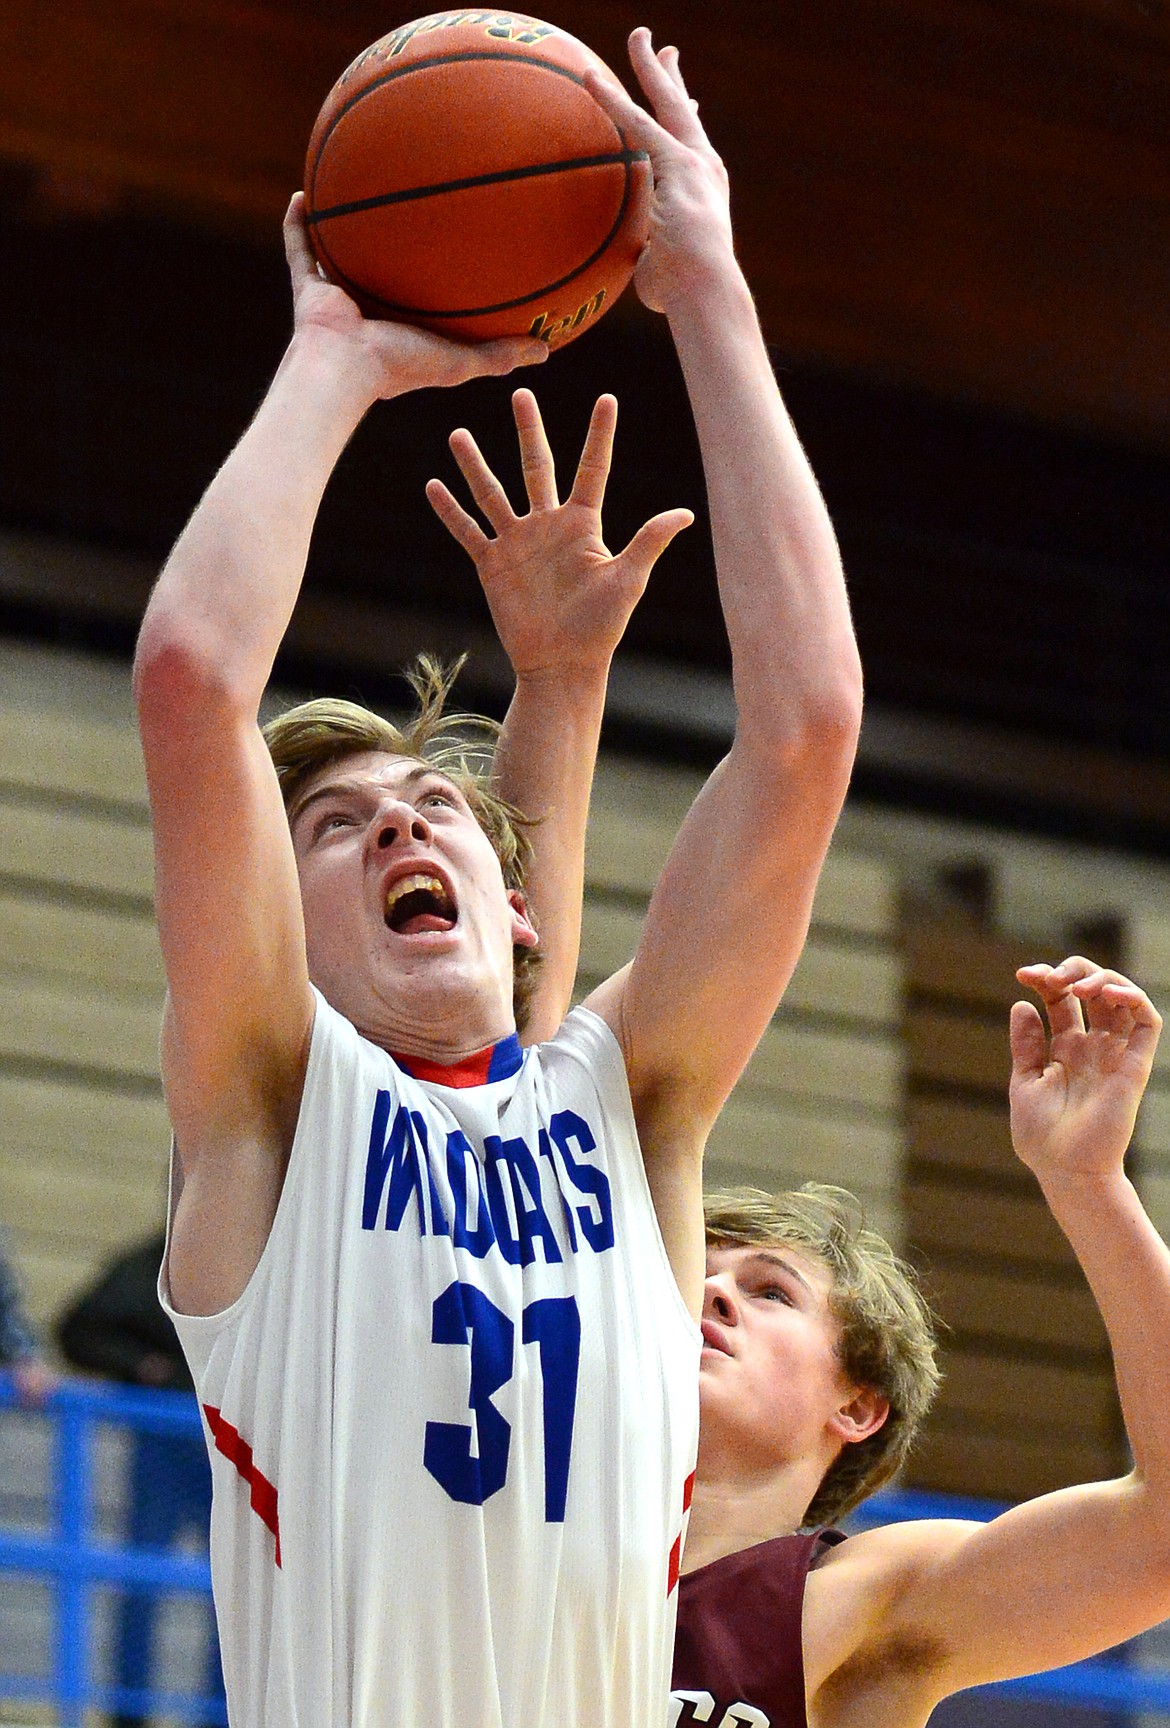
423, 1280, 581, 1522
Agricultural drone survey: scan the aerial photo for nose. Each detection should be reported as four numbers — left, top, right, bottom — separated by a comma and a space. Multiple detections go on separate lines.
703, 1271, 739, 1327
372, 798, 432, 852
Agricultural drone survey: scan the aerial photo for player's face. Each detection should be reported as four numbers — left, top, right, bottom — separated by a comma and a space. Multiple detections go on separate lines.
697, 1243, 860, 1477
289, 751, 537, 1052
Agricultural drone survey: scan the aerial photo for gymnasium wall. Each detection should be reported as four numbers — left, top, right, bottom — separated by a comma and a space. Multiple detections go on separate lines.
3, 632, 1170, 1515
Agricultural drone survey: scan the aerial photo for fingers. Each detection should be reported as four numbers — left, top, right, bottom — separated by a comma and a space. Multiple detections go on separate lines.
1017, 957, 1163, 1049
656, 42, 701, 115
414, 329, 549, 390
624, 26, 708, 146
618, 507, 695, 578
582, 63, 661, 152
583, 29, 704, 162
568, 395, 619, 513
468, 336, 550, 378
425, 477, 490, 559
1016, 960, 1086, 1039
659, 43, 687, 99
1009, 999, 1049, 1082
283, 193, 319, 295
445, 427, 517, 532
512, 389, 559, 512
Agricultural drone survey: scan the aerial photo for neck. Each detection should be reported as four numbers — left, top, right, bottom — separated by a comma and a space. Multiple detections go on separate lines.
339, 971, 517, 1065
682, 1483, 792, 1575
683, 1441, 829, 1574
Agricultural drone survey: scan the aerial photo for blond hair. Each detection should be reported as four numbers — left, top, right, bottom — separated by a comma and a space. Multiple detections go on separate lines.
263, 656, 542, 1032
704, 1184, 940, 1526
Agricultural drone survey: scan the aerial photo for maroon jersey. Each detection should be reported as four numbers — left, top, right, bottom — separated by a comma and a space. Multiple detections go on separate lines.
671, 1531, 846, 1727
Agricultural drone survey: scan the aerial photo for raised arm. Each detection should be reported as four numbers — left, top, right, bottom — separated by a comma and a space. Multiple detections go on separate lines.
134, 195, 544, 1310
818, 957, 1170, 1711
582, 33, 863, 1295
427, 388, 692, 1042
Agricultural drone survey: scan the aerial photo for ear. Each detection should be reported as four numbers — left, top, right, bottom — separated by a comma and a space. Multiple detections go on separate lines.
508, 889, 539, 951
828, 1386, 890, 1447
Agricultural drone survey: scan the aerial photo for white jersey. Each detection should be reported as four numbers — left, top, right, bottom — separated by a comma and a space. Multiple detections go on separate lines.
163, 991, 699, 1728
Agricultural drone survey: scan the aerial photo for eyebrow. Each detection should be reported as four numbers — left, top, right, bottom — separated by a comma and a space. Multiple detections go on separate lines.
289, 764, 453, 833
741, 1250, 817, 1298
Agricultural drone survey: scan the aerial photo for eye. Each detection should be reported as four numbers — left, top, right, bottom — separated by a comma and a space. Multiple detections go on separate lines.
314, 811, 354, 839
421, 789, 456, 810
757, 1284, 793, 1305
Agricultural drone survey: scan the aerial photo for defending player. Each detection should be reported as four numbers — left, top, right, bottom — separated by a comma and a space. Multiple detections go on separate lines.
673, 956, 1170, 1728
132, 24, 862, 1728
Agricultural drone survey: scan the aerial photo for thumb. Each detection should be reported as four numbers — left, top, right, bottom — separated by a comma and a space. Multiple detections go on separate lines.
464, 335, 551, 378
1009, 999, 1049, 1085
284, 193, 319, 295
619, 508, 694, 578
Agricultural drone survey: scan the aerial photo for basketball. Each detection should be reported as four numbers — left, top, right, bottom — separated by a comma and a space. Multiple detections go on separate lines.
303, 12, 651, 350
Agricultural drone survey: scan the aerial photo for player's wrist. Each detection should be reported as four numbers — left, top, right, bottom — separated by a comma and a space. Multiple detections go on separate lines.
657, 238, 753, 326
281, 324, 382, 408
510, 657, 613, 694
1032, 1160, 1134, 1214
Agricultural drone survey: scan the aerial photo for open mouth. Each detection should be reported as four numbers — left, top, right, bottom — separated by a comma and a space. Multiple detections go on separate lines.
384, 873, 457, 936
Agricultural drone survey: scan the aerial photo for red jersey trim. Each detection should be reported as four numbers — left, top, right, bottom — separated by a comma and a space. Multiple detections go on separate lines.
667, 1469, 697, 1595
390, 1031, 523, 1088
203, 1403, 282, 1568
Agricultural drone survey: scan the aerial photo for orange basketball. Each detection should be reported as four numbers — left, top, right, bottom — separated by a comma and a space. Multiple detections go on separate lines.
303, 12, 651, 350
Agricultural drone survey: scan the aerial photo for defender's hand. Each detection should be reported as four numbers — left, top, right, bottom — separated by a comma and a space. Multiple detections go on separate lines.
583, 28, 734, 315
1010, 957, 1161, 1184
426, 388, 692, 677
283, 194, 548, 398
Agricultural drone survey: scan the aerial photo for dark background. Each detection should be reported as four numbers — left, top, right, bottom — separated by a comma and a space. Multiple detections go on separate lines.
2, 0, 1169, 841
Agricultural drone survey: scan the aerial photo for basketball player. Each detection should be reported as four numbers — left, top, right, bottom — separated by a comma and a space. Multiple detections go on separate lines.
673, 955, 1170, 1728
132, 25, 862, 1728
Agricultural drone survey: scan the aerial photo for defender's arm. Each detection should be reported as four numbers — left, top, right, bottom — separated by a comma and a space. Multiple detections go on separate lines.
808, 962, 1170, 1713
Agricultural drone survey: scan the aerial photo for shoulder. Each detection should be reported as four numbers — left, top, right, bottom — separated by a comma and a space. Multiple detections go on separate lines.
532, 1002, 628, 1090
802, 1519, 981, 1704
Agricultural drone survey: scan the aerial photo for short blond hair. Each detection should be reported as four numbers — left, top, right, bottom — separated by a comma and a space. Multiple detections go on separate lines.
704, 1184, 940, 1526
263, 656, 542, 1032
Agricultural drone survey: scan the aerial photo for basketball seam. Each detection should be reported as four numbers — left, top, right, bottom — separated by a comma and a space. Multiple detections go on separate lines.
314, 151, 641, 320
307, 50, 634, 210
307, 150, 647, 225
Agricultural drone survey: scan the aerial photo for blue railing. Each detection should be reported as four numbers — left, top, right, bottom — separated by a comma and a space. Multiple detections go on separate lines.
3, 1371, 1169, 1722
0, 1371, 224, 1725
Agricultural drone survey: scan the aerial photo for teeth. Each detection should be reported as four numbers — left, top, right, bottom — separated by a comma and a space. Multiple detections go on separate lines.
385, 873, 446, 914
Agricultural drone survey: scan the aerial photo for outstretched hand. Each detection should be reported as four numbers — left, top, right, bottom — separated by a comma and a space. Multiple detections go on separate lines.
583, 29, 733, 315
1010, 956, 1162, 1184
426, 388, 693, 678
283, 194, 548, 397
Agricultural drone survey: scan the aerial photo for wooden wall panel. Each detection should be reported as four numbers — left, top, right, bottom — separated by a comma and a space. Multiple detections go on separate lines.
907, 1093, 1018, 1182
907, 1183, 1074, 1272
900, 905, 1127, 1501
910, 1422, 1120, 1505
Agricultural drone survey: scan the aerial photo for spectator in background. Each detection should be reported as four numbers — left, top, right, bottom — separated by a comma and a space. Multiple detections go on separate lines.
56, 1233, 224, 1728
0, 1225, 53, 1405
